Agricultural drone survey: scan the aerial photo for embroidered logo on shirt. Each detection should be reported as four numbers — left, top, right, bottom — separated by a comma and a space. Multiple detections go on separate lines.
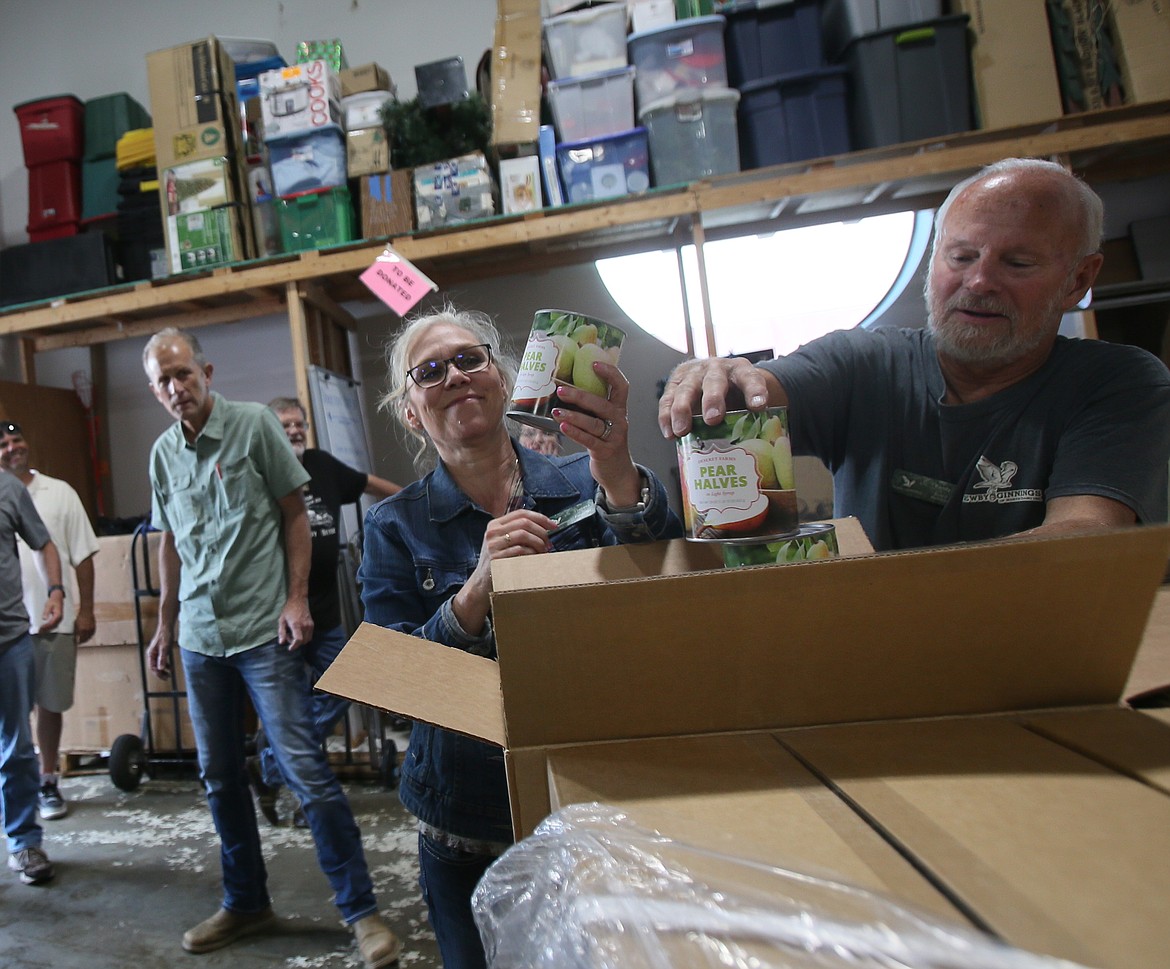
963, 456, 1043, 506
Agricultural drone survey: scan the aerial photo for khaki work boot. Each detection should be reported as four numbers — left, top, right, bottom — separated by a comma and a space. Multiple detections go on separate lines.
181, 906, 277, 953
352, 913, 402, 968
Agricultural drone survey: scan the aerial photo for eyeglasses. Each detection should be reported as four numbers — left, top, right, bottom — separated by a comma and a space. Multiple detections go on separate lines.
407, 344, 493, 388
281, 419, 308, 431
1, 421, 22, 436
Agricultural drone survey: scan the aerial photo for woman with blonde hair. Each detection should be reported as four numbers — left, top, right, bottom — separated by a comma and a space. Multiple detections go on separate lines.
359, 304, 681, 967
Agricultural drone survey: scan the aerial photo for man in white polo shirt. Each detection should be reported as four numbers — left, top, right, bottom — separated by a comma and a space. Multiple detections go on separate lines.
0, 420, 99, 821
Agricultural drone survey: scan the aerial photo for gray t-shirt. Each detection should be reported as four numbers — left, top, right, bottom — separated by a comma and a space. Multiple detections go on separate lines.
1, 470, 51, 650
764, 327, 1170, 551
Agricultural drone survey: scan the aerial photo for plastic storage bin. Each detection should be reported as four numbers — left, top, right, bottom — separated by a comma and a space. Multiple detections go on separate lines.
0, 232, 117, 307
639, 87, 740, 185
547, 67, 636, 142
842, 15, 972, 149
82, 157, 121, 219
277, 185, 355, 251
83, 93, 151, 161
628, 15, 728, 107
723, 0, 823, 87
220, 37, 282, 64
14, 95, 85, 167
738, 66, 851, 168
27, 160, 81, 233
342, 91, 393, 130
822, 0, 944, 60
544, 3, 630, 78
556, 127, 651, 203
267, 126, 347, 197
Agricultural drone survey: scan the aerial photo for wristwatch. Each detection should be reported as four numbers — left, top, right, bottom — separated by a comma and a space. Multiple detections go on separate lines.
602, 473, 650, 515
47, 584, 65, 597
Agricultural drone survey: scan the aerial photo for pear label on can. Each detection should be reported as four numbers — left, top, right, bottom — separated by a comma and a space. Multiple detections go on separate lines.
677, 408, 799, 541
509, 309, 625, 432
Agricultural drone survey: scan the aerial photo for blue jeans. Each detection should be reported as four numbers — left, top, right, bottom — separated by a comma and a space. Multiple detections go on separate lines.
181, 639, 376, 923
418, 832, 494, 969
0, 635, 41, 853
258, 623, 350, 789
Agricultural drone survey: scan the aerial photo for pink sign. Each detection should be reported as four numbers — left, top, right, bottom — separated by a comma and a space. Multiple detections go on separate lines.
360, 248, 437, 316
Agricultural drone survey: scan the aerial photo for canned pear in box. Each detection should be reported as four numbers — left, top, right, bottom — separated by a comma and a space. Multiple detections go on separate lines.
508, 309, 625, 431
677, 408, 798, 540
722, 522, 838, 568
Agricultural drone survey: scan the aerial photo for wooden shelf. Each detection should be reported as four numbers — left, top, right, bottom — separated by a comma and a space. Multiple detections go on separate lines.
3, 99, 1168, 354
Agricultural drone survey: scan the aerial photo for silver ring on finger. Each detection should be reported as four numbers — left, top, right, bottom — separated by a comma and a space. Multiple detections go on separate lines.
600, 419, 614, 441
504, 532, 511, 546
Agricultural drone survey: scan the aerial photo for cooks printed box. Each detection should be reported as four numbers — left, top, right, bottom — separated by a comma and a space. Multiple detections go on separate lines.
258, 60, 343, 141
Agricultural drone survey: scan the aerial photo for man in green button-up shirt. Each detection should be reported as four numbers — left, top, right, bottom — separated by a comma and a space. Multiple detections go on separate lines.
142, 328, 401, 968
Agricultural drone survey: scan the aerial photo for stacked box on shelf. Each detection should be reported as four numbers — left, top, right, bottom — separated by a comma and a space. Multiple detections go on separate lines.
14, 94, 85, 241
82, 92, 151, 221
840, 14, 972, 148
723, 0, 851, 170
115, 128, 165, 281
628, 14, 740, 187
413, 153, 496, 229
257, 58, 355, 251
543, 1, 639, 205
147, 36, 256, 273
820, 0, 972, 149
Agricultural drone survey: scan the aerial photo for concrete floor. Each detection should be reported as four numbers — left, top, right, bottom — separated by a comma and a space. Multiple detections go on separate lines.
0, 765, 443, 968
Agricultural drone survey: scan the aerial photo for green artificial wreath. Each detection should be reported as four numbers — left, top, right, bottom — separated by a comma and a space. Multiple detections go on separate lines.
382, 94, 492, 169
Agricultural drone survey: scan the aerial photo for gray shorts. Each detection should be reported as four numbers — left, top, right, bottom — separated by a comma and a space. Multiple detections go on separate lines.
33, 631, 77, 713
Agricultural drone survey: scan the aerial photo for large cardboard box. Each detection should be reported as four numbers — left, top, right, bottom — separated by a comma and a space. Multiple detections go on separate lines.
65, 532, 194, 755
321, 523, 1170, 969
1108, 0, 1170, 105
146, 36, 240, 169
91, 532, 160, 648
957, 0, 1063, 129
490, 0, 543, 147
60, 643, 194, 755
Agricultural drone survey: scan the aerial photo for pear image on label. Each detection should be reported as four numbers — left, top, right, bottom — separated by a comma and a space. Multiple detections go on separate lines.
572, 342, 609, 398
509, 309, 626, 431
677, 407, 800, 541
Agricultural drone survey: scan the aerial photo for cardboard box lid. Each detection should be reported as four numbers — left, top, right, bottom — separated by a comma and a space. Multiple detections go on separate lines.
544, 731, 966, 922
320, 525, 1170, 751
779, 715, 1170, 967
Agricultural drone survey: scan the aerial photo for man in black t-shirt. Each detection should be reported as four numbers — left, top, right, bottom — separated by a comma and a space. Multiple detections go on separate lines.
658, 158, 1170, 550
250, 397, 400, 825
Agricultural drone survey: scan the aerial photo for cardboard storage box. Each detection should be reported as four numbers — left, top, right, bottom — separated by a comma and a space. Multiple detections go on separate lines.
258, 59, 344, 141
958, 0, 1063, 129
1108, 0, 1170, 105
60, 643, 194, 755
146, 36, 240, 168
412, 153, 496, 229
321, 523, 1170, 969
490, 0, 543, 147
346, 127, 390, 178
91, 532, 160, 648
339, 62, 394, 98
65, 531, 194, 756
357, 170, 414, 238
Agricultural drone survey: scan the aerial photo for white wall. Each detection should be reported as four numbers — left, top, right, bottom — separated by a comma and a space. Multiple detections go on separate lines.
0, 0, 496, 246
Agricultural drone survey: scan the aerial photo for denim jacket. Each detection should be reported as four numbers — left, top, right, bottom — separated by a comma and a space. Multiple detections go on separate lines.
359, 443, 683, 842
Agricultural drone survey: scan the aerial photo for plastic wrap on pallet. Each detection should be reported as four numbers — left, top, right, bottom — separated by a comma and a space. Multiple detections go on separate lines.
472, 802, 1094, 969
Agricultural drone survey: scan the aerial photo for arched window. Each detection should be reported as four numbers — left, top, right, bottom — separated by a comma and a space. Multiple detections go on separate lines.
598, 210, 932, 356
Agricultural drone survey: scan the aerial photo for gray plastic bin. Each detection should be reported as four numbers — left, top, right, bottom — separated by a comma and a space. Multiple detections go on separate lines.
822, 0, 944, 61
842, 15, 972, 149
639, 87, 740, 185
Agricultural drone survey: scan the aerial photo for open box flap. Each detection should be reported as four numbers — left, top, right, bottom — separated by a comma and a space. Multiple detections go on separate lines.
489, 517, 872, 593
491, 525, 1170, 748
316, 622, 506, 747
